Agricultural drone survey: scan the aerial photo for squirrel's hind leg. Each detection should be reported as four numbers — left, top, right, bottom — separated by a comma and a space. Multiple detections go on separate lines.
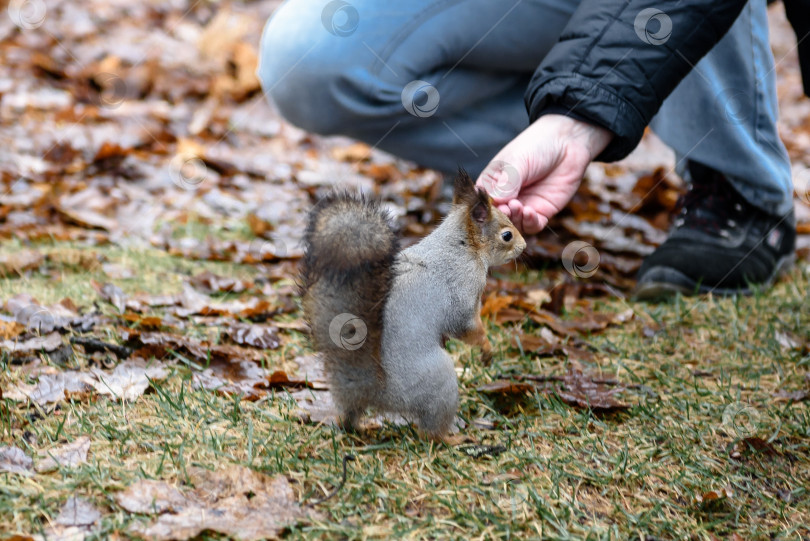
330, 385, 371, 432
410, 353, 459, 440
336, 408, 363, 432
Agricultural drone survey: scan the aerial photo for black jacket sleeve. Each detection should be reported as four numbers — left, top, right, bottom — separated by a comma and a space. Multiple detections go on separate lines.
524, 0, 748, 162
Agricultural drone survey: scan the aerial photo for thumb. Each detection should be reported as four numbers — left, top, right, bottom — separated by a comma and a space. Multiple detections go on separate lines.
475, 159, 523, 203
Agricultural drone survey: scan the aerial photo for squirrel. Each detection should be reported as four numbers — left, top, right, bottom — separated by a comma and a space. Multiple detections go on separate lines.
300, 170, 526, 440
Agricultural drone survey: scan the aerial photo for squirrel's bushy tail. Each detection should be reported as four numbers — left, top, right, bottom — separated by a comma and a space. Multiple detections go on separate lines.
300, 192, 399, 388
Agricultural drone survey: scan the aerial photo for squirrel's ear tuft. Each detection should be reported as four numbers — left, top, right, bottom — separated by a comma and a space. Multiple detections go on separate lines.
471, 187, 491, 223
452, 167, 477, 206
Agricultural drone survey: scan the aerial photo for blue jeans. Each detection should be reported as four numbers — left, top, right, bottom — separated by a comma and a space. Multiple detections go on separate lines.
257, 0, 793, 215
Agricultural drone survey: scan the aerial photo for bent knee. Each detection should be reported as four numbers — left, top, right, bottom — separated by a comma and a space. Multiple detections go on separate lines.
257, 2, 371, 134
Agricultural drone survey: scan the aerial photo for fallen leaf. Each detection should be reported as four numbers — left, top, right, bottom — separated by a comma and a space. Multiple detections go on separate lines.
116, 479, 186, 514
189, 271, 252, 294
117, 480, 186, 514
119, 465, 321, 541
5, 372, 93, 405
55, 497, 102, 527
0, 320, 26, 339
479, 368, 630, 413
481, 294, 514, 320
0, 250, 45, 276
291, 354, 329, 389
331, 142, 371, 162
525, 288, 551, 307
91, 280, 127, 313
226, 323, 280, 349
36, 436, 91, 473
126, 331, 263, 364
773, 389, 809, 403
774, 330, 805, 351
729, 437, 780, 459
89, 359, 168, 401
696, 486, 733, 507
0, 446, 33, 475
192, 360, 273, 400
0, 332, 64, 355
511, 331, 594, 362
477, 381, 536, 395
291, 389, 339, 425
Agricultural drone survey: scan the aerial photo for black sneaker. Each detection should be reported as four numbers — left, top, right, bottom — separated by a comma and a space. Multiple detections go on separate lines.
633, 162, 796, 300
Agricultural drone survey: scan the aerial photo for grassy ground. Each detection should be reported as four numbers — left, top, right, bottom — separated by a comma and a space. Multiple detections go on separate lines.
1, 242, 809, 540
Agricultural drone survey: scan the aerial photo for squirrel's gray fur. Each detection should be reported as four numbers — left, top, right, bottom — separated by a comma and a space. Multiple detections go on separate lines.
301, 171, 525, 439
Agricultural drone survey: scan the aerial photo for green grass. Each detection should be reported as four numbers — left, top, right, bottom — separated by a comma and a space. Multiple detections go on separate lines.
1, 242, 809, 539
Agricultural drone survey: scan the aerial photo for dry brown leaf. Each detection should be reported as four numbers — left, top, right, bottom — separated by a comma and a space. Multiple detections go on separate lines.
696, 486, 733, 506
127, 331, 264, 364
5, 372, 93, 405
0, 250, 45, 277
56, 188, 118, 231
90, 280, 127, 313
88, 359, 169, 401
291, 354, 329, 390
291, 389, 339, 425
729, 437, 780, 459
55, 497, 102, 527
481, 294, 514, 319
6, 360, 166, 404
36, 436, 91, 473
331, 142, 371, 162
0, 446, 33, 476
192, 360, 273, 400
0, 320, 26, 339
773, 389, 809, 403
117, 479, 186, 514
0, 332, 63, 355
477, 381, 536, 395
189, 271, 252, 294
525, 288, 551, 306
119, 465, 321, 541
479, 368, 630, 413
226, 323, 280, 349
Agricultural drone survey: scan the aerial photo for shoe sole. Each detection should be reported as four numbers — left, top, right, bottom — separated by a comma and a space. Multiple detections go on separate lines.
631, 253, 796, 301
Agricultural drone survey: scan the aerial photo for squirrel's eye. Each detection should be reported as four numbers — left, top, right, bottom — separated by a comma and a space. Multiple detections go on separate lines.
501, 231, 513, 242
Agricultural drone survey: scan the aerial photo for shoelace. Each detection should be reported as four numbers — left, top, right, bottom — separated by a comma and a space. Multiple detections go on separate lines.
673, 176, 747, 236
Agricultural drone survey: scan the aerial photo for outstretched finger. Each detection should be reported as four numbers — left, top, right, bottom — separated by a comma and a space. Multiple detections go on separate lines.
507, 199, 525, 232
521, 206, 544, 235
476, 161, 522, 202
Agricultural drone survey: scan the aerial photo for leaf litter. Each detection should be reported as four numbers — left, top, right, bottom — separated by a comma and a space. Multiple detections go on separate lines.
116, 465, 322, 540
0, 0, 808, 537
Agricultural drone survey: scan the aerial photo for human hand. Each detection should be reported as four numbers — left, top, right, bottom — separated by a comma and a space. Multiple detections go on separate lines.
476, 114, 613, 234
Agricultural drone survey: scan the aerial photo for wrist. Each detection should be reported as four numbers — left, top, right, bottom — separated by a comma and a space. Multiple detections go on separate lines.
539, 113, 613, 161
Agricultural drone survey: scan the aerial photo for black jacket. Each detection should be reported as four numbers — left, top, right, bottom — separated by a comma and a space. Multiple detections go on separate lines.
525, 0, 808, 163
